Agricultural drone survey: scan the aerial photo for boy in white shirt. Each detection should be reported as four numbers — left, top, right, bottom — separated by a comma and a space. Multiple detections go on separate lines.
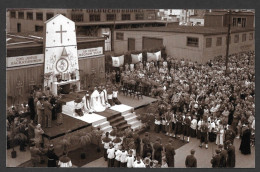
107, 144, 115, 167
133, 155, 145, 168
114, 146, 122, 167
126, 150, 135, 168
120, 147, 128, 167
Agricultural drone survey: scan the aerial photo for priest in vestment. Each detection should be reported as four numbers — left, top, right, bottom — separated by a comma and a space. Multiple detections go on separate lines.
90, 87, 106, 112
100, 86, 110, 108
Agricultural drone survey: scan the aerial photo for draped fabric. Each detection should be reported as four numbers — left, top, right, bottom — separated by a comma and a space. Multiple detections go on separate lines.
131, 53, 143, 64
112, 55, 124, 67
147, 51, 161, 62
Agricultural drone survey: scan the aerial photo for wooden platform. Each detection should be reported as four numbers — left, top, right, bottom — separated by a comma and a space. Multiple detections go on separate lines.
43, 92, 157, 140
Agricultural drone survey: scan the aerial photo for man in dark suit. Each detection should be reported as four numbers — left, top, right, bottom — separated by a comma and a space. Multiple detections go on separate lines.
211, 149, 221, 168
185, 149, 197, 168
219, 144, 227, 167
28, 92, 35, 121
165, 139, 176, 167
226, 140, 236, 168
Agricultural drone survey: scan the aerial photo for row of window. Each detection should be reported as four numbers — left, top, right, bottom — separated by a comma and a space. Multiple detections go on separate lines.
72, 9, 144, 13
10, 11, 146, 22
71, 13, 144, 22
10, 11, 65, 20
187, 32, 254, 48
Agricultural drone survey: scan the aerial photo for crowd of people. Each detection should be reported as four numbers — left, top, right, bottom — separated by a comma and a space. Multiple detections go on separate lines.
7, 50, 255, 168
101, 51, 255, 168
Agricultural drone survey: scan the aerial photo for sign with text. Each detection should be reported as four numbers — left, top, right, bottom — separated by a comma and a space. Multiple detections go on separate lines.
7, 54, 44, 68
77, 47, 103, 58
7, 47, 104, 68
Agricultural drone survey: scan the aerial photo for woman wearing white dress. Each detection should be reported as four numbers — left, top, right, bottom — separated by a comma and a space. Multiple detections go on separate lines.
216, 123, 224, 145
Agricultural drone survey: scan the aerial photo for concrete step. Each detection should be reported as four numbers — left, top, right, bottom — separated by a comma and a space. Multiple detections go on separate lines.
111, 120, 127, 128
92, 118, 108, 126
102, 126, 112, 133
126, 116, 138, 123
93, 121, 110, 129
109, 116, 125, 125
132, 124, 142, 131
129, 120, 142, 127
121, 108, 134, 116
118, 123, 131, 131
123, 113, 137, 119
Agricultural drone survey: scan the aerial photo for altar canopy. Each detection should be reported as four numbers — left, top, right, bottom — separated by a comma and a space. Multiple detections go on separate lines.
44, 14, 79, 89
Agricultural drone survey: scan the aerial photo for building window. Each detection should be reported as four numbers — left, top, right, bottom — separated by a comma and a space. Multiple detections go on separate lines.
89, 14, 100, 22
106, 14, 116, 21
46, 13, 54, 20
249, 33, 254, 40
206, 38, 212, 48
242, 33, 247, 42
186, 37, 199, 47
10, 11, 16, 18
71, 14, 83, 22
35, 25, 43, 32
216, 37, 222, 46
122, 14, 131, 20
135, 13, 144, 20
18, 12, 24, 19
234, 34, 239, 43
27, 12, 33, 20
226, 35, 231, 45
36, 12, 43, 21
116, 32, 124, 40
233, 17, 246, 27
147, 13, 156, 20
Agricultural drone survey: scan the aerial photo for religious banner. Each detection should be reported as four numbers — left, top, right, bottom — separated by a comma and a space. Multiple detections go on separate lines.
77, 47, 103, 58
112, 55, 124, 67
147, 51, 161, 62
6, 54, 44, 68
131, 53, 143, 64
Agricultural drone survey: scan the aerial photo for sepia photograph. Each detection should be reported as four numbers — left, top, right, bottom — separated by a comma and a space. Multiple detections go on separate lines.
5, 8, 255, 168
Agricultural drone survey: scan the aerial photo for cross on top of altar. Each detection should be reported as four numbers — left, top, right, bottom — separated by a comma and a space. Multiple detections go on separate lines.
44, 14, 77, 48
56, 25, 67, 44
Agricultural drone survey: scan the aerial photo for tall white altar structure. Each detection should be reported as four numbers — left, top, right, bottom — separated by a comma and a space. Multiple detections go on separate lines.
44, 14, 80, 95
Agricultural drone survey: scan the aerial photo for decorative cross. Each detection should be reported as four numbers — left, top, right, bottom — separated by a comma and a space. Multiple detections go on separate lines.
56, 25, 67, 44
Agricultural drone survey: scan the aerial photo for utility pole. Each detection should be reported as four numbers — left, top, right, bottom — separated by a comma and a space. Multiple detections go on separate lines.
225, 10, 232, 76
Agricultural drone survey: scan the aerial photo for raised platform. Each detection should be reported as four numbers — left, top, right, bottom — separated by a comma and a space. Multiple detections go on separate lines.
44, 92, 158, 140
